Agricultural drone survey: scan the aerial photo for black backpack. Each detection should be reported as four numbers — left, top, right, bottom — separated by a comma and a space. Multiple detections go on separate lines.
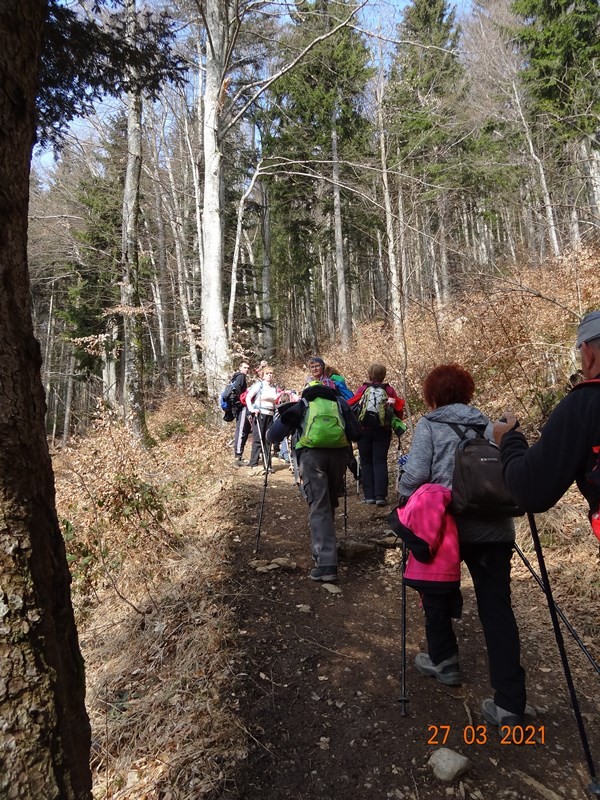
444, 422, 523, 519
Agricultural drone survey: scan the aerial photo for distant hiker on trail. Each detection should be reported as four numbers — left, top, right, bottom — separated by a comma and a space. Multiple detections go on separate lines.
305, 357, 352, 400
274, 390, 300, 464
246, 366, 279, 472
267, 381, 362, 583
255, 359, 268, 380
394, 363, 529, 728
232, 361, 251, 467
348, 363, 406, 506
494, 310, 600, 543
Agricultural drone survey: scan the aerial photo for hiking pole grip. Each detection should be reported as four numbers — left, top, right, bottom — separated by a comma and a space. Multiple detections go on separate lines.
527, 512, 599, 791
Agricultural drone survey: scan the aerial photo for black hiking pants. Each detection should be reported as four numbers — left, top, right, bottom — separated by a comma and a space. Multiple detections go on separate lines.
422, 541, 526, 716
248, 413, 273, 467
358, 427, 392, 501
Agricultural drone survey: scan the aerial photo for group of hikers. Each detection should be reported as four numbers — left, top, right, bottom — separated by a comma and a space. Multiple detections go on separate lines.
221, 310, 600, 731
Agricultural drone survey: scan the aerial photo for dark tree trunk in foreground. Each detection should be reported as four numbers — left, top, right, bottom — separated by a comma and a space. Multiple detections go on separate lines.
0, 3, 92, 797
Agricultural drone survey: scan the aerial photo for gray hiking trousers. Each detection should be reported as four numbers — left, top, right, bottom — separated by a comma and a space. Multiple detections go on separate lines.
298, 447, 350, 567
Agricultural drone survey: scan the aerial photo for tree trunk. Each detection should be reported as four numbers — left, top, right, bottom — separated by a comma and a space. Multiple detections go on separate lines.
331, 116, 351, 349
62, 352, 76, 446
121, 0, 153, 445
0, 3, 92, 797
377, 82, 403, 335
261, 184, 274, 358
512, 81, 560, 259
228, 161, 262, 341
201, 0, 230, 395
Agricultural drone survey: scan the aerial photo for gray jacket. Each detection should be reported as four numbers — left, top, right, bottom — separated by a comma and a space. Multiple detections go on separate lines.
399, 403, 514, 544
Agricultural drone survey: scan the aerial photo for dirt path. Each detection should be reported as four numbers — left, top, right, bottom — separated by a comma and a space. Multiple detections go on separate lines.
224, 459, 600, 800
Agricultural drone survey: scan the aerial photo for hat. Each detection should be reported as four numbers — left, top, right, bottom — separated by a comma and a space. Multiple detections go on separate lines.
576, 311, 600, 348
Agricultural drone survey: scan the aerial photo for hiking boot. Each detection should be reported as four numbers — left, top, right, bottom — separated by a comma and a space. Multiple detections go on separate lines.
375, 497, 387, 506
309, 566, 338, 582
481, 698, 536, 727
233, 456, 249, 467
363, 498, 376, 505
415, 653, 462, 686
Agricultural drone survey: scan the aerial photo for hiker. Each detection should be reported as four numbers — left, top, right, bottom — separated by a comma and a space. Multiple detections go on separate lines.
246, 366, 279, 471
348, 363, 406, 506
305, 357, 352, 398
493, 310, 600, 542
267, 381, 362, 582
274, 390, 300, 464
396, 363, 528, 728
324, 365, 353, 401
232, 361, 251, 466
255, 359, 268, 380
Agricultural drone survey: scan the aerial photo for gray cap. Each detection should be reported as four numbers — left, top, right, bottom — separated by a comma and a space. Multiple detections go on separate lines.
576, 311, 600, 348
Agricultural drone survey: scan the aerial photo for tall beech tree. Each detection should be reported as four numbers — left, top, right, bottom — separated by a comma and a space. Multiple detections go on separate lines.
0, 2, 92, 797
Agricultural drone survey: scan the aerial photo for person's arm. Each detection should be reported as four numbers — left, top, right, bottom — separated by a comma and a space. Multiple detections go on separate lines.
232, 372, 245, 395
386, 384, 406, 416
398, 419, 434, 497
500, 395, 588, 512
340, 399, 363, 441
347, 384, 367, 408
267, 400, 304, 444
245, 382, 260, 414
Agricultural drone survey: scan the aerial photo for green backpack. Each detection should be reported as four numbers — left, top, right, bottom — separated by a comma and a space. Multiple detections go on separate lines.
295, 396, 349, 449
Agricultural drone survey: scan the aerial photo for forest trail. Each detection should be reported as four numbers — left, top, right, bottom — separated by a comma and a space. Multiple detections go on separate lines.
223, 456, 600, 800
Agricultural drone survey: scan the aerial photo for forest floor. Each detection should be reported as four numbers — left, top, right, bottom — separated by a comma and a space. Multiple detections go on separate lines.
222, 453, 600, 800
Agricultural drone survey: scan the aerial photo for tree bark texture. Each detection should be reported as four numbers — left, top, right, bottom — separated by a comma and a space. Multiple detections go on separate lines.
0, 3, 92, 798
121, 0, 153, 445
201, 0, 230, 395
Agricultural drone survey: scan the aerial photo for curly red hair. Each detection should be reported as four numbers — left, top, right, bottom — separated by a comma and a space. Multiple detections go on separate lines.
423, 363, 475, 409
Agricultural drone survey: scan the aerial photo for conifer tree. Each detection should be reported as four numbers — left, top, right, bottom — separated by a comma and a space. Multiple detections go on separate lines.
512, 0, 600, 139
263, 0, 372, 349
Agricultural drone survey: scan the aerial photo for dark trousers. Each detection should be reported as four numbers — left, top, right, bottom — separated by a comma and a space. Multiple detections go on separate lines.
298, 447, 350, 567
422, 542, 526, 715
358, 427, 392, 500
249, 413, 273, 467
234, 406, 252, 457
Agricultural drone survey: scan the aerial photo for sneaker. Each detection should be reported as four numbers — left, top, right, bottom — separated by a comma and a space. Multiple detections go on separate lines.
363, 498, 376, 505
375, 497, 387, 506
481, 698, 536, 727
309, 566, 338, 582
415, 653, 462, 686
233, 456, 249, 467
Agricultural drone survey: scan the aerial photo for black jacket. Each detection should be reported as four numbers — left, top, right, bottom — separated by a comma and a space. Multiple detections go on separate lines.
267, 384, 362, 446
500, 376, 600, 517
230, 371, 247, 412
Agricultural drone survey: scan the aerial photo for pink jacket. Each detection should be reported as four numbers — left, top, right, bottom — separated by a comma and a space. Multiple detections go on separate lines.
391, 484, 460, 589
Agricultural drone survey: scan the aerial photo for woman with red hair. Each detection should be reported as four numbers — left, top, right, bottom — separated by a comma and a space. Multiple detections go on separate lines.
398, 363, 529, 728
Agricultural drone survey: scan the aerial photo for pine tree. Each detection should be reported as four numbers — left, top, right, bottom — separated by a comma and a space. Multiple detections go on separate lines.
512, 0, 600, 138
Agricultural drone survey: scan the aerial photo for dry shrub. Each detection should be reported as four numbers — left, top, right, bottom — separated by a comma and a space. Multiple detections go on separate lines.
54, 394, 247, 799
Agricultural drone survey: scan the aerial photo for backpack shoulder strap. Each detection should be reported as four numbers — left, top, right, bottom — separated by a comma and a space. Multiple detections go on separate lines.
429, 420, 486, 439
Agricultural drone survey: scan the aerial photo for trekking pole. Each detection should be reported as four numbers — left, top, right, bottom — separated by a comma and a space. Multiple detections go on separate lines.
356, 453, 360, 496
343, 471, 348, 536
514, 541, 600, 677
253, 416, 272, 555
255, 412, 270, 471
527, 512, 600, 795
254, 462, 270, 555
399, 541, 409, 715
